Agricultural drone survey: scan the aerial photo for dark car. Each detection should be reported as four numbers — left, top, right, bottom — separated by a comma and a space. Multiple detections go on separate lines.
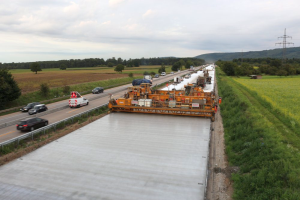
132, 79, 152, 86
16, 117, 49, 132
154, 74, 159, 78
20, 102, 40, 112
92, 87, 104, 94
28, 104, 48, 115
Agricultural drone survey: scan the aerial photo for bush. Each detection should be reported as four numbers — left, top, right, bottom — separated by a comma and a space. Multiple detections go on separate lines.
128, 73, 133, 78
143, 71, 149, 75
40, 83, 50, 97
63, 85, 70, 95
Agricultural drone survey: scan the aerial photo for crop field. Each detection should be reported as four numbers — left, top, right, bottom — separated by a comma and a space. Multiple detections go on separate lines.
233, 76, 300, 122
10, 65, 171, 93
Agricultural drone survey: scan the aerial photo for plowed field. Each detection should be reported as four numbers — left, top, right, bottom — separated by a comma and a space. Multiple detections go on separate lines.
13, 71, 127, 93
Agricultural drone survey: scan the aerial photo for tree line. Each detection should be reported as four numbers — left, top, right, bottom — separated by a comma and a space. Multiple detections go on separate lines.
217, 58, 300, 76
0, 57, 204, 70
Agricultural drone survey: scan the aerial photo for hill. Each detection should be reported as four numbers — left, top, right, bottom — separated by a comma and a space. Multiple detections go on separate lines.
195, 47, 300, 62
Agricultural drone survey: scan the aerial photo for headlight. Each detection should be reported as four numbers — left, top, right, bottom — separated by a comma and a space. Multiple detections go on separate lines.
24, 109, 27, 110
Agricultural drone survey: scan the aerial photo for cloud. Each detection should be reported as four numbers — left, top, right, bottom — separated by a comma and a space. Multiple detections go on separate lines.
143, 9, 153, 18
0, 0, 300, 63
109, 0, 126, 7
102, 21, 111, 25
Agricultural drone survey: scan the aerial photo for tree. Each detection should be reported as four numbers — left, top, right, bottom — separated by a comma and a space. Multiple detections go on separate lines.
172, 61, 181, 71
158, 63, 166, 73
107, 62, 114, 68
0, 69, 21, 109
185, 60, 194, 69
60, 64, 67, 70
276, 70, 288, 77
221, 61, 236, 76
150, 71, 156, 76
30, 62, 42, 74
114, 64, 124, 73
40, 83, 50, 97
179, 59, 185, 70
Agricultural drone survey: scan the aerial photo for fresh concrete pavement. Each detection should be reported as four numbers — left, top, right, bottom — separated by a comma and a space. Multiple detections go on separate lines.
0, 113, 211, 200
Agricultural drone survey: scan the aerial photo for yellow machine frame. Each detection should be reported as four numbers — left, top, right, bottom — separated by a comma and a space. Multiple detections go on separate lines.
108, 83, 216, 121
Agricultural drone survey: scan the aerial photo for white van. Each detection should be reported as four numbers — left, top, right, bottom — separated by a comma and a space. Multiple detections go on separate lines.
69, 91, 89, 108
161, 72, 166, 76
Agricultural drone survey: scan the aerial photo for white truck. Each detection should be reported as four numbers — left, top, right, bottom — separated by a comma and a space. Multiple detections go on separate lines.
144, 75, 152, 81
174, 76, 181, 83
69, 91, 89, 108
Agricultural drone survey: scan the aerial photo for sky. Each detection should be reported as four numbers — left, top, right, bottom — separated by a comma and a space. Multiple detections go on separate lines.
0, 0, 299, 63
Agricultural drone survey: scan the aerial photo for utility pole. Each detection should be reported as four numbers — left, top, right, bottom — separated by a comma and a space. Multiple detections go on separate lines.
275, 28, 294, 68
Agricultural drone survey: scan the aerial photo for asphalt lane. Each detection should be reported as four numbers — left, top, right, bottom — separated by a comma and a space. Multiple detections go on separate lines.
0, 69, 196, 143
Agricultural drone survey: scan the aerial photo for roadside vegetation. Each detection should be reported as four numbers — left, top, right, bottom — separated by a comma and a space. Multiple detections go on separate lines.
6, 76, 142, 109
217, 67, 300, 199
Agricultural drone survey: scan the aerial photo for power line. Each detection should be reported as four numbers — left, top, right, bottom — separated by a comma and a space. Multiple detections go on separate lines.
275, 28, 294, 67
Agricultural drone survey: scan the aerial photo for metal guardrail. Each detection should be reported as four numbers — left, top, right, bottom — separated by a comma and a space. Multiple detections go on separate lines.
0, 103, 109, 149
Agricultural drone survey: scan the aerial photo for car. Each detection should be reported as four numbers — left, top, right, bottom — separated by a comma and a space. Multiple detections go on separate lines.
28, 104, 48, 115
92, 87, 104, 94
170, 72, 174, 74
16, 117, 49, 132
161, 72, 166, 76
20, 102, 40, 112
132, 79, 152, 86
154, 74, 159, 78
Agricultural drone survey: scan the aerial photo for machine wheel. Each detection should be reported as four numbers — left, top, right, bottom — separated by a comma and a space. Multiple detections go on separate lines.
45, 122, 48, 126
87, 102, 89, 105
30, 127, 34, 131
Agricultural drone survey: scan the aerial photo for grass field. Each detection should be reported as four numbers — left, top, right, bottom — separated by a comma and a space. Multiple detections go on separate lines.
233, 75, 300, 122
11, 65, 172, 93
217, 69, 300, 199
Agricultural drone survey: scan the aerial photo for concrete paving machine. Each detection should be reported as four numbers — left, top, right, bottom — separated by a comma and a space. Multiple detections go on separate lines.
108, 83, 217, 121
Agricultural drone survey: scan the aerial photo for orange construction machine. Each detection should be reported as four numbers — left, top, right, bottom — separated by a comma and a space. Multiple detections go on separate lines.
108, 83, 217, 121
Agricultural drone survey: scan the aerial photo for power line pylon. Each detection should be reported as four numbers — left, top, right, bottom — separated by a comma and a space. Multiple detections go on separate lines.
275, 28, 294, 68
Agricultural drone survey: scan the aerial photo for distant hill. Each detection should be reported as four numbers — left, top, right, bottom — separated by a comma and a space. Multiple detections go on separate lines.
195, 47, 300, 62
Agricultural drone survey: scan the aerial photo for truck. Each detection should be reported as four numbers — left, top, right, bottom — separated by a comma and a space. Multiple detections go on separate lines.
144, 75, 152, 80
69, 91, 89, 108
174, 76, 181, 83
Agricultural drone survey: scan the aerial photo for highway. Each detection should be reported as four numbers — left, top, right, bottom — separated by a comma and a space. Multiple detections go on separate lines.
0, 70, 195, 143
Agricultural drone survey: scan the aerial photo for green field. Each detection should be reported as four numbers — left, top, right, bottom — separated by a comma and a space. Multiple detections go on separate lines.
217, 69, 300, 199
233, 76, 300, 122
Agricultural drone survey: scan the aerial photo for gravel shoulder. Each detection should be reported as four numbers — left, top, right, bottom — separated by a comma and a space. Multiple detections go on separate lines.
206, 80, 233, 200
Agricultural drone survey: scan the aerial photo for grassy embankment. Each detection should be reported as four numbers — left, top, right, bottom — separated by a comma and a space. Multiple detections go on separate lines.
217, 68, 300, 199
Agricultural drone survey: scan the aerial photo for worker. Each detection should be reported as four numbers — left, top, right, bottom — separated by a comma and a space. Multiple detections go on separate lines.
218, 97, 222, 104
215, 105, 218, 113
116, 99, 119, 105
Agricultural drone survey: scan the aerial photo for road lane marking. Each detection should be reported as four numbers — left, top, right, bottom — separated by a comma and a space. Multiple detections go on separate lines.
0, 131, 15, 138
67, 107, 84, 113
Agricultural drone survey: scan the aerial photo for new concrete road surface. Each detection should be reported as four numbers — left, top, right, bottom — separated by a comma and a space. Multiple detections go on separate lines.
0, 113, 211, 200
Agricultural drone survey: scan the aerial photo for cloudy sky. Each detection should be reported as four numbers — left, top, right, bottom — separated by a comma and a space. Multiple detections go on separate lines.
0, 0, 299, 63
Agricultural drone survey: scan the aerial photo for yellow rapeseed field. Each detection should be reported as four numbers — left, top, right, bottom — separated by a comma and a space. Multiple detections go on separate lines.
233, 76, 300, 122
